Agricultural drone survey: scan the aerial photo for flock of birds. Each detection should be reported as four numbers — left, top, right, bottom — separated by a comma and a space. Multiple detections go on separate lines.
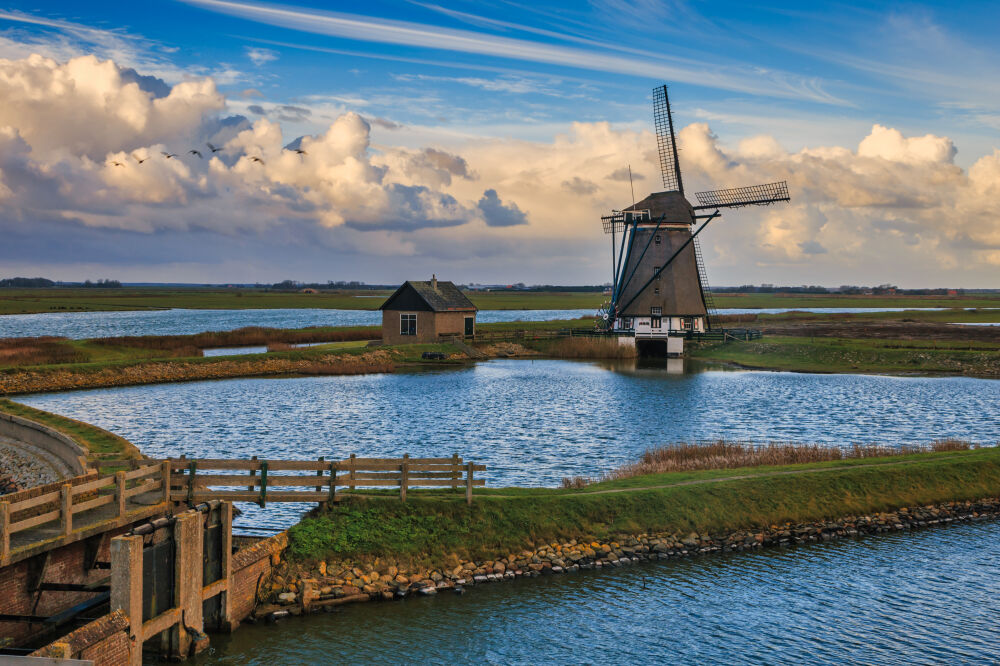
107, 143, 306, 167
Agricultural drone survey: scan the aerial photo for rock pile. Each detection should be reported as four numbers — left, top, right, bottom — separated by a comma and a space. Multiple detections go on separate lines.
258, 497, 1000, 619
0, 437, 63, 489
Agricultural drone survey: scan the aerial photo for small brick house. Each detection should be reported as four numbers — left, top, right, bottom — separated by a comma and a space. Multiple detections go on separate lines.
379, 276, 477, 344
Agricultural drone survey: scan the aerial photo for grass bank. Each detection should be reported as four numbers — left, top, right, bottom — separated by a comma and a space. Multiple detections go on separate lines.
689, 335, 1000, 377
287, 447, 1000, 564
0, 398, 141, 460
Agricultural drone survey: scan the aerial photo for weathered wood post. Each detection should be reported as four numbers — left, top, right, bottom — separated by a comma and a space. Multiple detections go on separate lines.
466, 461, 474, 506
60, 483, 73, 535
116, 470, 127, 517
187, 460, 197, 505
161, 460, 172, 505
110, 534, 144, 666
219, 502, 237, 631
328, 461, 337, 505
400, 453, 409, 502
451, 453, 460, 492
0, 501, 10, 560
315, 456, 325, 493
349, 453, 357, 490
172, 511, 206, 658
248, 455, 258, 492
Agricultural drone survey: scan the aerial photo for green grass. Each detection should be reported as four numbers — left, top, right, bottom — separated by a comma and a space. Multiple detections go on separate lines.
4, 287, 998, 315
287, 447, 1000, 563
0, 398, 141, 459
690, 335, 1000, 376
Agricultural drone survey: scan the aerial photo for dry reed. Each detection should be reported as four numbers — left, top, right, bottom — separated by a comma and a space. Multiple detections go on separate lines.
714, 313, 759, 324
601, 439, 980, 483
91, 325, 380, 351
544, 337, 638, 359
0, 337, 87, 367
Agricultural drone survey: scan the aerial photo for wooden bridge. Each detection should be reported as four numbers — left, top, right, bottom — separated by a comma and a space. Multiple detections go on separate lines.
1, 455, 486, 565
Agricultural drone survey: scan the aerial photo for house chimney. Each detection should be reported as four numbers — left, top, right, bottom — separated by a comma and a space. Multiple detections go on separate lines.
431, 274, 437, 290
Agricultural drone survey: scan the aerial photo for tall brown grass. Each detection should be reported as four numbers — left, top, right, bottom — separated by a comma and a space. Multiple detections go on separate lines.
298, 358, 395, 375
601, 439, 979, 482
0, 337, 87, 367
92, 326, 380, 351
714, 313, 759, 324
543, 337, 638, 359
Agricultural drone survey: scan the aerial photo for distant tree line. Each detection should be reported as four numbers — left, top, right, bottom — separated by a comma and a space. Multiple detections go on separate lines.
263, 280, 394, 291
714, 284, 965, 296
0, 277, 121, 288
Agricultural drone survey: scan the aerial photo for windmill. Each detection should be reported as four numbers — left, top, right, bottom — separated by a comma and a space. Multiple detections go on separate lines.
598, 84, 790, 355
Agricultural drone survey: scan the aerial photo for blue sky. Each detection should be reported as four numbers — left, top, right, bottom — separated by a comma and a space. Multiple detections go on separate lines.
0, 1, 998, 285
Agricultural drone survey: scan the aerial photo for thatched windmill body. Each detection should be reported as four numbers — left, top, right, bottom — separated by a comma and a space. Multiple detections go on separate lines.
599, 84, 790, 355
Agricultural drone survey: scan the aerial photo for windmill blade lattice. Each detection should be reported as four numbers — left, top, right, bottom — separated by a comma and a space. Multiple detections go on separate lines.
652, 85, 684, 194
693, 181, 789, 210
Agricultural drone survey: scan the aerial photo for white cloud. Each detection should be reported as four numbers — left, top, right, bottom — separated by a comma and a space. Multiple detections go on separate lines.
245, 47, 278, 66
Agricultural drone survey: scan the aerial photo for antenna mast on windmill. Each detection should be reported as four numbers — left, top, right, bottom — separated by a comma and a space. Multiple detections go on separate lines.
598, 83, 790, 356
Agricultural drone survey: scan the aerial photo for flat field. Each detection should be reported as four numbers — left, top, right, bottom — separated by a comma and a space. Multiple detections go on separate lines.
3, 287, 999, 315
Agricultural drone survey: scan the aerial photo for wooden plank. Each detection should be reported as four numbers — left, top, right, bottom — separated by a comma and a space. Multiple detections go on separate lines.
403, 479, 487, 487
171, 490, 331, 502
201, 578, 227, 600
9, 490, 61, 513
11, 508, 61, 533
339, 457, 456, 465
142, 607, 181, 638
70, 475, 114, 496
168, 459, 330, 471
331, 477, 403, 487
190, 475, 330, 488
328, 463, 464, 472
72, 493, 115, 514
124, 464, 161, 481
124, 478, 161, 498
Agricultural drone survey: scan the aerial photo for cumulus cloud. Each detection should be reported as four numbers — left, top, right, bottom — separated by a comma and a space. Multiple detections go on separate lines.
477, 189, 527, 227
245, 47, 278, 66
1, 51, 998, 285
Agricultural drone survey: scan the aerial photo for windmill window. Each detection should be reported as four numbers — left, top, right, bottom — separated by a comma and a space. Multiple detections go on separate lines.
651, 316, 662, 329
653, 266, 660, 280
655, 235, 661, 245
651, 307, 662, 315
400, 313, 417, 336
654, 287, 660, 295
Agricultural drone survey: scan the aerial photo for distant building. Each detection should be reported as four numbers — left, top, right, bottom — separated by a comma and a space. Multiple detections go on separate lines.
300, 288, 319, 294
379, 275, 477, 344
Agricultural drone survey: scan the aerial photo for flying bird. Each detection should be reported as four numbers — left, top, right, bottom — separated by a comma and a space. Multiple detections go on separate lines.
206, 142, 222, 153
250, 156, 265, 164
107, 160, 124, 167
161, 151, 178, 159
132, 154, 147, 164
189, 149, 203, 158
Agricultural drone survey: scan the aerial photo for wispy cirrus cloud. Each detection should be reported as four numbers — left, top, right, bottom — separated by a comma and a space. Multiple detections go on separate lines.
181, 0, 848, 105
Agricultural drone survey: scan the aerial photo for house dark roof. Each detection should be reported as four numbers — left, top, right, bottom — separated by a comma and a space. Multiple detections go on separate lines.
379, 280, 477, 312
625, 190, 694, 224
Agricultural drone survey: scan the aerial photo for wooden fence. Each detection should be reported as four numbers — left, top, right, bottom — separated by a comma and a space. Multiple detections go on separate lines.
0, 463, 165, 560
166, 455, 486, 506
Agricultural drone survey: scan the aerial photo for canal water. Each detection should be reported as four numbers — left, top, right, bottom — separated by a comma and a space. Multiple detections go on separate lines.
0, 306, 958, 339
17, 359, 1000, 528
195, 520, 1000, 665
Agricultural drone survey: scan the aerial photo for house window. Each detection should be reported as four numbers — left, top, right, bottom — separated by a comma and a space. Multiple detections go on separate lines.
682, 318, 693, 330
651, 307, 662, 315
655, 235, 661, 245
400, 313, 416, 335
651, 316, 662, 329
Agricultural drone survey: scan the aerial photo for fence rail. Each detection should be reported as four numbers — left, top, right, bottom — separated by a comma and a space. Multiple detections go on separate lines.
0, 463, 166, 559
165, 454, 486, 506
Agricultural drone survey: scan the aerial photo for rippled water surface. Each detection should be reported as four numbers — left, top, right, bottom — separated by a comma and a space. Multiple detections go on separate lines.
18, 360, 1000, 527
0, 308, 597, 339
197, 520, 1000, 665
0, 306, 962, 339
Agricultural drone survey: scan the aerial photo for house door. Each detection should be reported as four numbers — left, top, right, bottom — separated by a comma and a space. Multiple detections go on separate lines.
464, 316, 474, 337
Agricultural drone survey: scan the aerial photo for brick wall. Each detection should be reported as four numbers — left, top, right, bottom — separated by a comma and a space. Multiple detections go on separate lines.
0, 526, 129, 645
29, 610, 131, 665
227, 531, 288, 623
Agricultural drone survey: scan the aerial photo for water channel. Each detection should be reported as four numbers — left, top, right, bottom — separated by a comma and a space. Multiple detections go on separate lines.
0, 306, 959, 339
196, 519, 1000, 665
18, 359, 1000, 529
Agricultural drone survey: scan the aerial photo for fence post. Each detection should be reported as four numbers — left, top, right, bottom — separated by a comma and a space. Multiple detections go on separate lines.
328, 462, 337, 504
0, 502, 10, 560
248, 455, 258, 492
315, 456, 325, 493
451, 453, 460, 491
400, 453, 409, 502
349, 453, 356, 490
161, 460, 171, 504
116, 470, 127, 517
187, 461, 197, 505
466, 461, 474, 506
60, 484, 73, 535
258, 461, 268, 508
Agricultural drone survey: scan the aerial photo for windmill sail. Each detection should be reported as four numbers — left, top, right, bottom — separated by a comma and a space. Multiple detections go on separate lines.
652, 85, 684, 194
693, 181, 789, 210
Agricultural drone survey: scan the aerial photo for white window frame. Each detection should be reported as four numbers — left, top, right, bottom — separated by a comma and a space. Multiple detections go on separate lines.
400, 313, 417, 336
